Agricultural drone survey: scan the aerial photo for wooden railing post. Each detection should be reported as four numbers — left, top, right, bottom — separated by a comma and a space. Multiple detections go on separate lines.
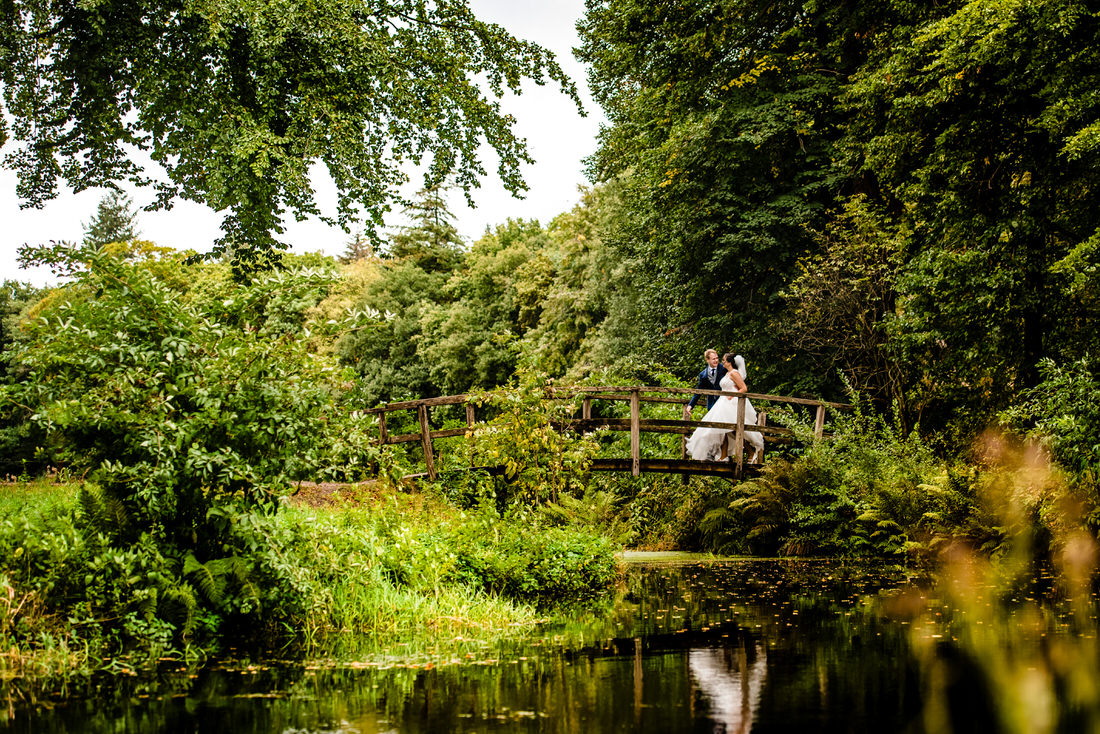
466, 403, 476, 467
681, 409, 690, 485
814, 403, 826, 440
418, 404, 437, 480
378, 412, 388, 447
757, 412, 767, 464
733, 396, 746, 479
582, 396, 592, 420
630, 388, 641, 477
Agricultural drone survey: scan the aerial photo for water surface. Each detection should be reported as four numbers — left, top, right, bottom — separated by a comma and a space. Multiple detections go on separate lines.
2, 559, 927, 732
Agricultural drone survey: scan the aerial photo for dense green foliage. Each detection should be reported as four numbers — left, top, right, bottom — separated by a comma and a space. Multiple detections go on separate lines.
334, 182, 641, 405
1005, 355, 1100, 486
0, 0, 578, 270
577, 0, 1100, 440
8, 243, 353, 545
4, 0, 1100, 681
0, 279, 46, 474
0, 241, 620, 664
0, 481, 617, 664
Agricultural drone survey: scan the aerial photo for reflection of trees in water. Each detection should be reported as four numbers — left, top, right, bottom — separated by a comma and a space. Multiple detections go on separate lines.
689, 643, 767, 734
7, 562, 924, 732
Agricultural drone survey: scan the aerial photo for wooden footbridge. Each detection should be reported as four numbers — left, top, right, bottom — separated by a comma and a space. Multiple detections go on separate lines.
365, 385, 849, 481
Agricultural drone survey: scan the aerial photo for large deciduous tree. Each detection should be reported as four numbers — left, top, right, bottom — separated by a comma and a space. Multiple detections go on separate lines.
580, 0, 1100, 439
842, 0, 1100, 430
576, 0, 941, 393
1, 0, 579, 271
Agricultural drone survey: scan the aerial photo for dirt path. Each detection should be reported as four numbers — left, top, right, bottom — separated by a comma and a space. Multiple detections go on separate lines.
285, 480, 385, 508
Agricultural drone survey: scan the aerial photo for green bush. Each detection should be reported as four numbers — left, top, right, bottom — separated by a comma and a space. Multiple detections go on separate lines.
447, 514, 618, 605
1004, 356, 1100, 478
701, 398, 955, 557
0, 479, 620, 666
0, 245, 384, 655
462, 375, 601, 508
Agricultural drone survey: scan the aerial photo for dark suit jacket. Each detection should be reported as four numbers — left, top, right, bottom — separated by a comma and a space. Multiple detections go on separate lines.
688, 364, 728, 410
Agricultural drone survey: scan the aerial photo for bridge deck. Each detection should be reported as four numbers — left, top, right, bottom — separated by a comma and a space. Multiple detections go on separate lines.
589, 458, 761, 477
401, 459, 761, 482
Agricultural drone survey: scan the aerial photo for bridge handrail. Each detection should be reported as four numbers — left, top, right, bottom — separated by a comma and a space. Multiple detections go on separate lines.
364, 385, 850, 481
363, 386, 851, 413
553, 385, 851, 410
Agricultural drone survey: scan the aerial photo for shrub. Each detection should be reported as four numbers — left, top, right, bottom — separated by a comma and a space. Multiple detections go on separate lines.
701, 397, 950, 557
447, 514, 619, 605
0, 244, 381, 652
462, 374, 601, 508
1003, 356, 1100, 478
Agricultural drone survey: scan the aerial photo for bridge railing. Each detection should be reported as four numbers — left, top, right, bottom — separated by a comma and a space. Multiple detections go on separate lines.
364, 386, 849, 480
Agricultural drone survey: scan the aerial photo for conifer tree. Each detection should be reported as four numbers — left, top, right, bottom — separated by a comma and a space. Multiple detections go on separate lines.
83, 191, 139, 248
340, 231, 375, 263
387, 185, 464, 273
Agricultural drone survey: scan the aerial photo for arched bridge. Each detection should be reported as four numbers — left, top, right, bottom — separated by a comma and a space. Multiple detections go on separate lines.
365, 385, 849, 481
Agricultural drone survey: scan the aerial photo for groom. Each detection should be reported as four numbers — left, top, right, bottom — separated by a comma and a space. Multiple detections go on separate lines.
683, 348, 727, 419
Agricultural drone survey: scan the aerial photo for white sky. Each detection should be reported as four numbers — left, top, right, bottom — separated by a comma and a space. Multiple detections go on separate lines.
0, 0, 602, 286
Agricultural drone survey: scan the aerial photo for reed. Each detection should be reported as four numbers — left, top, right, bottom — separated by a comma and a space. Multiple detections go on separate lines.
278, 503, 542, 650
904, 434, 1100, 734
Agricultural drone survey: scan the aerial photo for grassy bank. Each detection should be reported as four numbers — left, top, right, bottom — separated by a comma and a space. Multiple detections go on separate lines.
0, 479, 619, 676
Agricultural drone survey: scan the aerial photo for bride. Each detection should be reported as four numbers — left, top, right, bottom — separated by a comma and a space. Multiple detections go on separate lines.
685, 353, 764, 463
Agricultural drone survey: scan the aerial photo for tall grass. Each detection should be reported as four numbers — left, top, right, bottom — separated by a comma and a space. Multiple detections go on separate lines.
277, 503, 542, 652
0, 480, 616, 674
900, 434, 1100, 733
0, 478, 78, 521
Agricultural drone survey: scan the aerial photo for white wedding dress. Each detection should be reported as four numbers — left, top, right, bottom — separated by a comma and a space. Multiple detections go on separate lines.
686, 358, 763, 461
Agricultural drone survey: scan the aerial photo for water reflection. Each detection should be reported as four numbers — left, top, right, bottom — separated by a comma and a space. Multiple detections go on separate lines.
2, 560, 923, 733
688, 644, 766, 734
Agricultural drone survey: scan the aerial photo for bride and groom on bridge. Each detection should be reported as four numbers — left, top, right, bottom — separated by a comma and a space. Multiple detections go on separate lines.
682, 349, 765, 464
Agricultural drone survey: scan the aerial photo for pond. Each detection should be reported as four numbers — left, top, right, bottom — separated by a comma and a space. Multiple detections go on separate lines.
0, 558, 951, 732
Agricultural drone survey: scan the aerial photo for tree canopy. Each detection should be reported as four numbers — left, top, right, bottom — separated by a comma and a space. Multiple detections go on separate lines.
578, 0, 1100, 434
1, 0, 579, 271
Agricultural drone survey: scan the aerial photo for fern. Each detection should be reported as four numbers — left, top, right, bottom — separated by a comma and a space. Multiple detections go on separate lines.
183, 553, 261, 612
76, 486, 131, 541
228, 556, 260, 607
184, 553, 227, 608
159, 584, 198, 636
134, 589, 158, 619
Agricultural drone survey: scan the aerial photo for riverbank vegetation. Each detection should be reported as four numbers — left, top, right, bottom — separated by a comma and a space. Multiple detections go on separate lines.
0, 476, 616, 674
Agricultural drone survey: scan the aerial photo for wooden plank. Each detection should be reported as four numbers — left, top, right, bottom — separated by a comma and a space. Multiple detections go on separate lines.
418, 404, 436, 480
365, 393, 472, 413
553, 385, 850, 409
589, 458, 760, 477
758, 412, 767, 464
681, 420, 689, 485
403, 461, 758, 481
465, 404, 476, 467
814, 403, 826, 440
733, 397, 746, 478
564, 418, 771, 435
630, 389, 640, 477
579, 393, 690, 405
384, 427, 469, 445
426, 427, 469, 440
371, 387, 850, 414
